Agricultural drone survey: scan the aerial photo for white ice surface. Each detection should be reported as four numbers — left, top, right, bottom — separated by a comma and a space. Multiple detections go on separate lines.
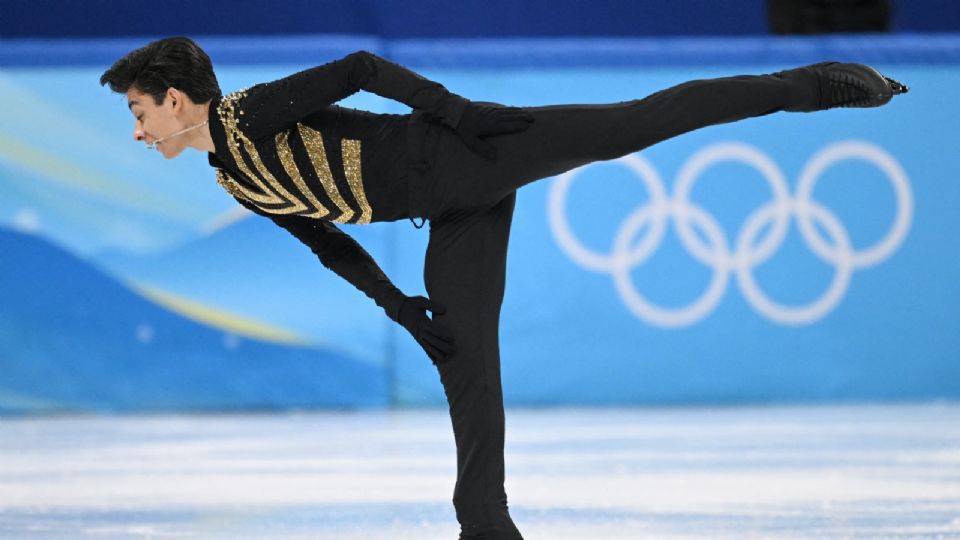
1, 403, 959, 539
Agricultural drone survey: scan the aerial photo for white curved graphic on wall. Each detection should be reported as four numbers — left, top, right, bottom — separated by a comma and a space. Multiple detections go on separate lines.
548, 140, 913, 327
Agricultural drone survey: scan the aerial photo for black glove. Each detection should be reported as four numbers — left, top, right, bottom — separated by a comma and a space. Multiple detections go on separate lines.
398, 295, 455, 365
455, 101, 535, 162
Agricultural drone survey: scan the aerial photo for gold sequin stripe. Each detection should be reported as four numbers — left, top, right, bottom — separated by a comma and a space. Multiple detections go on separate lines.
341, 139, 372, 224
218, 91, 308, 215
215, 90, 282, 206
238, 130, 310, 215
214, 159, 281, 209
216, 169, 249, 201
275, 130, 330, 220
217, 169, 300, 214
297, 124, 356, 223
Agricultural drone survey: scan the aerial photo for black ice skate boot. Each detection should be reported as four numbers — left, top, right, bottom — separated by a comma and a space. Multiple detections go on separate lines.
777, 61, 909, 112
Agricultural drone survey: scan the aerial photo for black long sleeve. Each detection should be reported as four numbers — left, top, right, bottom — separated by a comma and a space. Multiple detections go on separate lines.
237, 50, 469, 140
233, 198, 407, 322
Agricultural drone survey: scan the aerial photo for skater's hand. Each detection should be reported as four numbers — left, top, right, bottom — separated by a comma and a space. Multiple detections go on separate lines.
455, 101, 535, 162
398, 296, 455, 365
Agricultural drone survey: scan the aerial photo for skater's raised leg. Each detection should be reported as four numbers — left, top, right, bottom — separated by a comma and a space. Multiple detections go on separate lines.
431, 62, 907, 208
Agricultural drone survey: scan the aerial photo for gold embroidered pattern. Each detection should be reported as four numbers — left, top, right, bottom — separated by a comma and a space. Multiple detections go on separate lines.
214, 90, 375, 224
217, 90, 307, 215
275, 130, 330, 220
215, 90, 280, 206
216, 168, 248, 201
341, 139, 372, 224
297, 124, 355, 223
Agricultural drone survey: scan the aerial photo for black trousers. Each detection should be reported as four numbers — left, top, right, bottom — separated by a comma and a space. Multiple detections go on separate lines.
419, 72, 812, 540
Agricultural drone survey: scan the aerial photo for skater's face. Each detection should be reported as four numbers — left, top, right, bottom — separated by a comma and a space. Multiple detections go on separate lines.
126, 86, 189, 160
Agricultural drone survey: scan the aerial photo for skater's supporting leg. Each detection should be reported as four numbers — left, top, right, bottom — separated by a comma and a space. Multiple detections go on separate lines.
424, 193, 522, 540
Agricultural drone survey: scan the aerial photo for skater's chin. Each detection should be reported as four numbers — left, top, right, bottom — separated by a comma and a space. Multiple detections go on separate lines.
157, 143, 185, 160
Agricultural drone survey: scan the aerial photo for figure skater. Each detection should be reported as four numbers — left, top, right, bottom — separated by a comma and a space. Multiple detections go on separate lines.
100, 36, 906, 540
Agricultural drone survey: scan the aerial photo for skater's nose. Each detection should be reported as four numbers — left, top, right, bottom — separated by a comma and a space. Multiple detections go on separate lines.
133, 128, 147, 143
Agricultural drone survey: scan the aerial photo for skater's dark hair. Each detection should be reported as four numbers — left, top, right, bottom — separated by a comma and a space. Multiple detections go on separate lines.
99, 36, 221, 106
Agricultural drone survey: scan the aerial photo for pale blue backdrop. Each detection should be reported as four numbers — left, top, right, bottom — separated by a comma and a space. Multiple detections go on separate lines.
0, 36, 956, 411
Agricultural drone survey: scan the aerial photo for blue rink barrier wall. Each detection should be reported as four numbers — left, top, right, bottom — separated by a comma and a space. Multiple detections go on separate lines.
0, 35, 957, 412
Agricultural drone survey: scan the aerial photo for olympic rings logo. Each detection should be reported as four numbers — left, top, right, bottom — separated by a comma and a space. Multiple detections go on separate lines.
547, 140, 913, 327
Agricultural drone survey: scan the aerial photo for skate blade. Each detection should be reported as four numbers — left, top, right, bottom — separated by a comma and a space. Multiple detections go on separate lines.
885, 77, 909, 95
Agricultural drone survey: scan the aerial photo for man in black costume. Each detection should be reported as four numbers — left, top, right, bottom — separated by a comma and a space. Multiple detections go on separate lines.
101, 37, 906, 540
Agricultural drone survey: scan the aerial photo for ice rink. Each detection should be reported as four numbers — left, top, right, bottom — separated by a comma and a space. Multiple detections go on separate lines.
2, 403, 959, 539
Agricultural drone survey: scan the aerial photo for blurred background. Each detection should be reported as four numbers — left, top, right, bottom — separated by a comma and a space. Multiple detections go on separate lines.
1, 0, 958, 414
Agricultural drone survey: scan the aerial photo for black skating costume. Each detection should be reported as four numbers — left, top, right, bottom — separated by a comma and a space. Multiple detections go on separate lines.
205, 50, 850, 540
